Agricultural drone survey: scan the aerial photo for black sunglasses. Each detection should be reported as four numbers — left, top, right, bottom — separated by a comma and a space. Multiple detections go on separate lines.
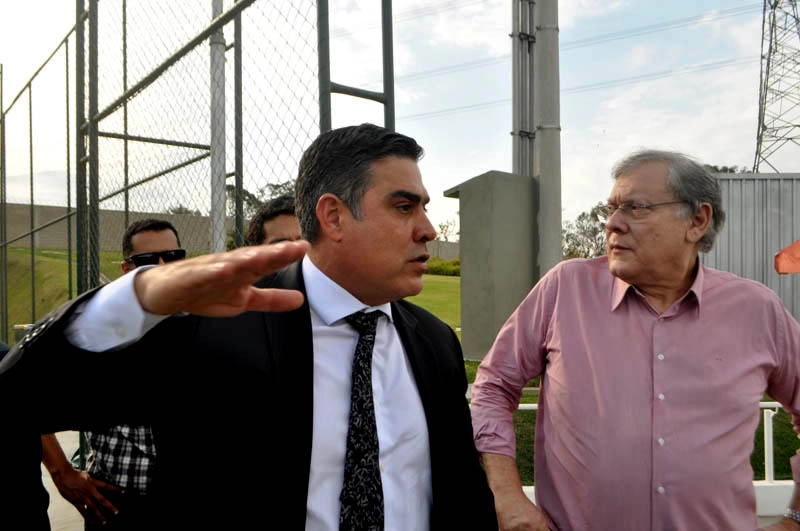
126, 249, 186, 267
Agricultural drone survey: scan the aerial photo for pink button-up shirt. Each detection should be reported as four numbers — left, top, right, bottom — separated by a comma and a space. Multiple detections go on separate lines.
471, 257, 800, 531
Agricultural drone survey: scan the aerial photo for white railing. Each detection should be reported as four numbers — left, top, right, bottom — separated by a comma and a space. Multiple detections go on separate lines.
513, 401, 793, 516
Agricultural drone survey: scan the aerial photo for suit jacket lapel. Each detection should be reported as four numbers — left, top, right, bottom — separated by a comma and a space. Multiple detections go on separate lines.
391, 302, 437, 415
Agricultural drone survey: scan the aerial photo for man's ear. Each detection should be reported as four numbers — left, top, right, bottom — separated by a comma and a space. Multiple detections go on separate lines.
686, 202, 712, 245
315, 193, 345, 242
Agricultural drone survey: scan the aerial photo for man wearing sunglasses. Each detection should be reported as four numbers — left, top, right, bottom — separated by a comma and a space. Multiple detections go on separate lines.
0, 124, 496, 530
40, 218, 184, 530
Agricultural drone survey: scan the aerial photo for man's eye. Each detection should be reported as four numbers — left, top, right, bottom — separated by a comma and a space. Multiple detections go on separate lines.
397, 204, 413, 213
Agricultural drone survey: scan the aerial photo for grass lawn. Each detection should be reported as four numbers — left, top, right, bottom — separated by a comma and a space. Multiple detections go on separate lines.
5, 247, 123, 337
406, 274, 460, 334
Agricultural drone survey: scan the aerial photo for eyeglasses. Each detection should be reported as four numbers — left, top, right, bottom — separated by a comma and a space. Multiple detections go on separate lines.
125, 249, 186, 267
598, 200, 689, 222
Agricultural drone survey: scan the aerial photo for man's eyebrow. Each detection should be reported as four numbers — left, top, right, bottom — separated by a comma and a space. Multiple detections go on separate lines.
390, 190, 430, 205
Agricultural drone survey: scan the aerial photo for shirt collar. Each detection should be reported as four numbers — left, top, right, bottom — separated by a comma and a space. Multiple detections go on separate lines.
610, 261, 705, 313
301, 255, 393, 326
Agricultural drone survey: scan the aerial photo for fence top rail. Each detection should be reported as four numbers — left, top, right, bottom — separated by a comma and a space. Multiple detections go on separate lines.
3, 10, 87, 115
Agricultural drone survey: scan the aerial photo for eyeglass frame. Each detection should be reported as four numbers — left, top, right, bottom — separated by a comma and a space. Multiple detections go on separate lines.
124, 248, 187, 267
598, 200, 690, 222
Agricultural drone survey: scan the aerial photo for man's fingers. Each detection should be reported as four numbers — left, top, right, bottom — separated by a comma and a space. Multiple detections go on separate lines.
246, 287, 306, 313
90, 480, 121, 514
136, 240, 309, 316
82, 498, 107, 524
92, 477, 123, 493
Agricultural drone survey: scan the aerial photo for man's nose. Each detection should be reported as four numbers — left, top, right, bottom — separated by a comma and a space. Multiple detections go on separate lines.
605, 208, 626, 233
418, 213, 437, 242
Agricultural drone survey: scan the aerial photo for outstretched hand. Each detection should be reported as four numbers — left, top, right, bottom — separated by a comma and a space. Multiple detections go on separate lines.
134, 240, 309, 316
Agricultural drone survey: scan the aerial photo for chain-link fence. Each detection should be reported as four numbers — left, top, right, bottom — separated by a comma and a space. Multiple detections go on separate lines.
0, 0, 322, 343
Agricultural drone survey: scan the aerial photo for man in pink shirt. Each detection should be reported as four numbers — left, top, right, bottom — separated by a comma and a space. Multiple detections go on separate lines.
471, 150, 800, 531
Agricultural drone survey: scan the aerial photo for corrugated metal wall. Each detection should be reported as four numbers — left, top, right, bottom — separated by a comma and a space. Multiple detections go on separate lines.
703, 173, 800, 320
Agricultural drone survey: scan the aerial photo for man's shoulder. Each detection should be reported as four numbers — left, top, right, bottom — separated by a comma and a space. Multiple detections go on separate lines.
538, 256, 613, 294
549, 255, 609, 276
702, 265, 782, 302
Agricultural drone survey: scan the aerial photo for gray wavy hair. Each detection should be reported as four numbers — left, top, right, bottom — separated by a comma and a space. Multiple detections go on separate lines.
612, 149, 726, 253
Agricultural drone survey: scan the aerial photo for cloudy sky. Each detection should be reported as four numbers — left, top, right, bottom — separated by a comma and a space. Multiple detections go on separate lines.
1, 0, 790, 235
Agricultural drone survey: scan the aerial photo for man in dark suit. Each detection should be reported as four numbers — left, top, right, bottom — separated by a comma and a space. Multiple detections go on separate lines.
0, 123, 497, 530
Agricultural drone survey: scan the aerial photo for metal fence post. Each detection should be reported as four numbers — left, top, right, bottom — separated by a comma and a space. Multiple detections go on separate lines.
317, 0, 332, 133
234, 3, 244, 248
210, 0, 227, 253
28, 86, 36, 320
0, 63, 7, 341
381, 0, 395, 132
88, 0, 100, 289
76, 0, 88, 295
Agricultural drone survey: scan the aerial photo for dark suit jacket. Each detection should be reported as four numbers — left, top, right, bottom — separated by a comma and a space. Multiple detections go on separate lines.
0, 262, 496, 529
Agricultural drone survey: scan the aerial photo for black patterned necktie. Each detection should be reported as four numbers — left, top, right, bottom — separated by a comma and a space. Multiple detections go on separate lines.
339, 310, 384, 531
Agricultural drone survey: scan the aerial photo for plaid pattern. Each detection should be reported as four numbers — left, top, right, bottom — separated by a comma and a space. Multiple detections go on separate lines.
85, 424, 157, 493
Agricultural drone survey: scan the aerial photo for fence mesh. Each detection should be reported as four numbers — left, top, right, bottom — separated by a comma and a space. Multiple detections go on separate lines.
0, 0, 319, 341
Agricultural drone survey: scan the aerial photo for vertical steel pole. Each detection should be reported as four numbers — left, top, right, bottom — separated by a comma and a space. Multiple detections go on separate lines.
533, 0, 561, 273
29, 86, 36, 320
234, 4, 244, 248
209, 0, 227, 252
317, 0, 332, 133
381, 0, 395, 131
76, 0, 88, 294
88, 0, 100, 288
525, 1, 535, 179
65, 40, 73, 299
512, 1, 520, 175
123, 0, 129, 229
0, 63, 7, 341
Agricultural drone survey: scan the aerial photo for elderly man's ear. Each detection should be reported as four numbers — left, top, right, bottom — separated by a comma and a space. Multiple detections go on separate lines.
686, 203, 712, 245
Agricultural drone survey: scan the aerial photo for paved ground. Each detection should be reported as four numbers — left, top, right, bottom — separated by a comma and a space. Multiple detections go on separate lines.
45, 432, 83, 531
42, 431, 785, 530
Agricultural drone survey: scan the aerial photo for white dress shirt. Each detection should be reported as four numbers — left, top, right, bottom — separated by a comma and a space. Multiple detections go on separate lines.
66, 258, 432, 530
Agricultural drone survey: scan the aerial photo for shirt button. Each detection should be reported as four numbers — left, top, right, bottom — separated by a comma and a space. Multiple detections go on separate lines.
379, 463, 385, 473
657, 486, 665, 494
657, 354, 665, 361
658, 317, 665, 322
658, 393, 665, 401
657, 437, 665, 446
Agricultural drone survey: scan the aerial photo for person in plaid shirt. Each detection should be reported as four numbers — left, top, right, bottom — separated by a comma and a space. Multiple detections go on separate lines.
41, 219, 185, 529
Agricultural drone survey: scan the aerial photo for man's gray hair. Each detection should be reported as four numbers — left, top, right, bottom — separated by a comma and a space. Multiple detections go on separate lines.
612, 149, 726, 253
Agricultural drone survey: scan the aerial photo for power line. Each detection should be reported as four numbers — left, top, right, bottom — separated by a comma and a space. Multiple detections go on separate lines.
330, 0, 487, 40
382, 3, 761, 85
397, 56, 760, 121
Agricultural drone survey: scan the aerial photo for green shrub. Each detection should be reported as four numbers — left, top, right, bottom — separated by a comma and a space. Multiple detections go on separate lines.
427, 257, 460, 276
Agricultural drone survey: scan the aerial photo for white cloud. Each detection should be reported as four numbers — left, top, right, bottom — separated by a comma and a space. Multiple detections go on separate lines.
561, 59, 760, 221
560, 0, 625, 29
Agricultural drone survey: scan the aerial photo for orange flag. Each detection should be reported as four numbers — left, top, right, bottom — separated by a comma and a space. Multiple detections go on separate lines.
776, 240, 800, 274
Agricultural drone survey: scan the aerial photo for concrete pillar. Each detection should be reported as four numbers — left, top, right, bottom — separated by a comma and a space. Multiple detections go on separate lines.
444, 171, 538, 360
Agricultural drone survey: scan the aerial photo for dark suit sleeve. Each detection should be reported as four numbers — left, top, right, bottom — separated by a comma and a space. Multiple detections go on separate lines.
0, 287, 185, 434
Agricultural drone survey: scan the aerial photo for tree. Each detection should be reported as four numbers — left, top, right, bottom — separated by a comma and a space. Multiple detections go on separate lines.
562, 201, 606, 259
165, 204, 202, 216
224, 180, 296, 219
437, 218, 457, 242
704, 164, 749, 174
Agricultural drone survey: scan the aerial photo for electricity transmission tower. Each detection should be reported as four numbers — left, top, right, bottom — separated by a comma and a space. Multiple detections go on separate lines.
753, 0, 800, 172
